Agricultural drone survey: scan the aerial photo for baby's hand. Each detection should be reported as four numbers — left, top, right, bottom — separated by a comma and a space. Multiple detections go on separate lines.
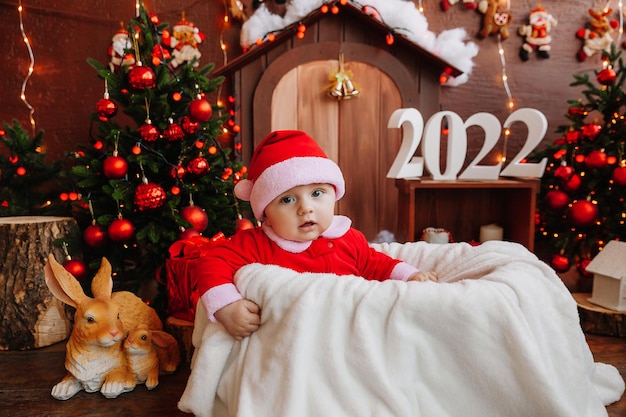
408, 270, 438, 282
214, 299, 261, 340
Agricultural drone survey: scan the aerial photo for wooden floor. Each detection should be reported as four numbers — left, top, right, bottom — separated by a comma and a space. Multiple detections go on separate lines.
0, 333, 624, 416
0, 341, 192, 416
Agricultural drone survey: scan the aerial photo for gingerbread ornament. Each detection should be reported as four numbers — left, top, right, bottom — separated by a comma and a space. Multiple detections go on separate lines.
477, 0, 512, 40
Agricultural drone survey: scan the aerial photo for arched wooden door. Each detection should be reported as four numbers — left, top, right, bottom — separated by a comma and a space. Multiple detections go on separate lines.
268, 60, 402, 240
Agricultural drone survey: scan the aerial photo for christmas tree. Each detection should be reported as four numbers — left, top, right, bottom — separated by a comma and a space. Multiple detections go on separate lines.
59, 5, 248, 295
531, 44, 626, 277
0, 120, 61, 216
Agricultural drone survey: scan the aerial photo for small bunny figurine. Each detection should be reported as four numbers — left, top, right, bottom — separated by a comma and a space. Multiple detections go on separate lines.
44, 254, 163, 400
124, 325, 181, 390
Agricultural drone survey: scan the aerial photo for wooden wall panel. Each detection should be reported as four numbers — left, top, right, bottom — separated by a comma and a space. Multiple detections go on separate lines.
296, 62, 339, 162
270, 68, 299, 131
337, 62, 382, 239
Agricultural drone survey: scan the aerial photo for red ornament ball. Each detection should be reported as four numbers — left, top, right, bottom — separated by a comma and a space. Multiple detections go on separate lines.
84, 224, 107, 247
544, 190, 569, 211
554, 165, 574, 181
179, 228, 201, 240
108, 218, 135, 242
581, 123, 602, 140
162, 122, 185, 141
139, 122, 159, 142
236, 217, 255, 232
151, 44, 170, 66
568, 200, 598, 228
128, 65, 156, 89
188, 98, 213, 123
181, 205, 209, 232
584, 150, 608, 170
170, 164, 186, 179
64, 258, 88, 281
96, 98, 118, 122
597, 67, 616, 85
561, 173, 582, 193
577, 258, 594, 278
102, 155, 128, 179
187, 157, 209, 175
134, 182, 167, 211
564, 130, 580, 143
551, 254, 570, 273
612, 166, 626, 186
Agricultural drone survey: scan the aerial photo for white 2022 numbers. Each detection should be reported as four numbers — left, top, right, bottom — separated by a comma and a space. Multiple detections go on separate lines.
386, 107, 548, 180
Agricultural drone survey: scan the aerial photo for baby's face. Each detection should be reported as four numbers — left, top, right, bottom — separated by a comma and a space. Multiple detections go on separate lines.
264, 183, 336, 242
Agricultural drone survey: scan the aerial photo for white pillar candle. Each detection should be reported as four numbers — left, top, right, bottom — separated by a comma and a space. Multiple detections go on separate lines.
479, 223, 503, 242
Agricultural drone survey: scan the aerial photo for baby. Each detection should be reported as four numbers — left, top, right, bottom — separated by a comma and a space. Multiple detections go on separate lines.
196, 130, 437, 339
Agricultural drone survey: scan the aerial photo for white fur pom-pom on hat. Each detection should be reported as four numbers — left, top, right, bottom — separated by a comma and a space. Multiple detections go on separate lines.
234, 130, 345, 220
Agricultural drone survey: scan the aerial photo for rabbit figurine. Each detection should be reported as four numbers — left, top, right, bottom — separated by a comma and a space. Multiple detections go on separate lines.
124, 325, 181, 389
44, 254, 163, 400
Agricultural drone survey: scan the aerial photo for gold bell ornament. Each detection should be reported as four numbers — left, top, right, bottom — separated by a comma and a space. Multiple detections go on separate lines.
327, 53, 360, 100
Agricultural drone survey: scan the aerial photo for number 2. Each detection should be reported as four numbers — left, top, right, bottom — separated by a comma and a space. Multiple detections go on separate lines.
386, 108, 424, 179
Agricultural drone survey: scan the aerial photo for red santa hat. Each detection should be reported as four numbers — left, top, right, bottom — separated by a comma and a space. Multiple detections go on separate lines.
234, 130, 345, 220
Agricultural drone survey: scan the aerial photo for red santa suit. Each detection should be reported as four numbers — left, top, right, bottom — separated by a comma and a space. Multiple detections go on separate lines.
197, 215, 419, 320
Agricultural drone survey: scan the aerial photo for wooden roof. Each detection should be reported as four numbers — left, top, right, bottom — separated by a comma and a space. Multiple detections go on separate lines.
213, 2, 462, 78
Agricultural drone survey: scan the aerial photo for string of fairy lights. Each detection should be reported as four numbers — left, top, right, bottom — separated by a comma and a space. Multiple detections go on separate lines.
17, 0, 35, 135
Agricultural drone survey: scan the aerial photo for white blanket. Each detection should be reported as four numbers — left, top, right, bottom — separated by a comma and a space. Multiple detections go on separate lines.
178, 241, 624, 417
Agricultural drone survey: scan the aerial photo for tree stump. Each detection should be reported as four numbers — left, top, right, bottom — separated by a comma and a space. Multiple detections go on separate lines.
573, 292, 626, 337
165, 316, 195, 363
0, 216, 78, 350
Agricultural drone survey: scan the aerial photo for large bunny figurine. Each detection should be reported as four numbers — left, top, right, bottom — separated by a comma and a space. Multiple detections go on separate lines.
44, 254, 163, 400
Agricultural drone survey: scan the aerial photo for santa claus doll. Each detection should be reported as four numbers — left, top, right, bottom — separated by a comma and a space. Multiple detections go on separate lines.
518, 5, 557, 61
108, 27, 136, 71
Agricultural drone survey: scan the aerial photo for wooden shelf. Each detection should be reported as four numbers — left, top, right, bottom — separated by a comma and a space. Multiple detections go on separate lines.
395, 178, 540, 250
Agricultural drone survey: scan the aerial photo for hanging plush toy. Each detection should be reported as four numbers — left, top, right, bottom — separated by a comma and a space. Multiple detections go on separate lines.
576, 8, 618, 62
229, 0, 248, 21
161, 12, 206, 68
518, 5, 557, 61
440, 0, 477, 11
108, 26, 135, 71
477, 0, 512, 40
